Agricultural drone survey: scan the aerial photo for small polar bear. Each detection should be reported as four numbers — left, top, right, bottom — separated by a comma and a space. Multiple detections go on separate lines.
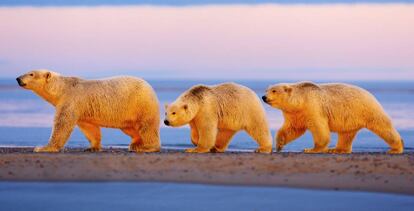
164, 83, 273, 153
16, 70, 161, 153
262, 81, 404, 154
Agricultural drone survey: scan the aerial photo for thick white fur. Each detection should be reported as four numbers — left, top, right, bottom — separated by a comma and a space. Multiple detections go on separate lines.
165, 83, 272, 153
17, 69, 160, 153
263, 81, 404, 154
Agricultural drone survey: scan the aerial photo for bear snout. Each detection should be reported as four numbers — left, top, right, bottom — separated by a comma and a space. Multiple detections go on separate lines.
261, 95, 267, 102
164, 119, 170, 126
16, 77, 26, 87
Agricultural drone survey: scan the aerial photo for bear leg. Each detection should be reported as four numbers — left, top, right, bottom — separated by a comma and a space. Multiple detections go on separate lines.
78, 122, 102, 152
276, 125, 306, 152
327, 131, 357, 154
124, 124, 161, 153
211, 129, 236, 153
185, 123, 217, 153
122, 127, 142, 152
367, 121, 403, 154
189, 123, 199, 146
305, 121, 330, 153
34, 104, 77, 153
245, 126, 273, 154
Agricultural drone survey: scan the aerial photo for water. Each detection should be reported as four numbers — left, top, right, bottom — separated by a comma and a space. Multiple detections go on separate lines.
1, 182, 414, 211
0, 79, 413, 152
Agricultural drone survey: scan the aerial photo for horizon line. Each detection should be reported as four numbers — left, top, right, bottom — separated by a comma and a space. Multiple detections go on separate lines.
1, 77, 414, 82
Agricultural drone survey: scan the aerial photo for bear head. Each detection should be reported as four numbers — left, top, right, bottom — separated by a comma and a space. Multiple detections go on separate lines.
262, 83, 302, 111
164, 100, 199, 127
16, 70, 58, 92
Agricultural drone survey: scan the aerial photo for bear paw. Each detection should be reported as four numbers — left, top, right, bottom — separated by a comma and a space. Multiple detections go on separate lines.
387, 148, 403, 154
276, 145, 284, 152
303, 148, 328, 154
129, 143, 160, 153
254, 147, 272, 154
327, 148, 351, 154
210, 147, 226, 153
128, 144, 161, 152
34, 146, 60, 153
84, 147, 102, 152
185, 147, 210, 153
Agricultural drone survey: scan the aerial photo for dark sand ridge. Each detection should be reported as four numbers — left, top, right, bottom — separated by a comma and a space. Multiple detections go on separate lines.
0, 147, 413, 195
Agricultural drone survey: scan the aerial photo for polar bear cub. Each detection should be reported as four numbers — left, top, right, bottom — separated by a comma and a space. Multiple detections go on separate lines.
164, 83, 273, 153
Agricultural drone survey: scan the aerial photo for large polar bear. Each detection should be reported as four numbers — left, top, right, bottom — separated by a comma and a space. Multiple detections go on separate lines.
16, 70, 161, 153
164, 83, 273, 153
262, 81, 404, 154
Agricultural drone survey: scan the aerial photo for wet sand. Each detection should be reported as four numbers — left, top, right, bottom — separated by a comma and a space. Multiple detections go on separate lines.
0, 147, 413, 195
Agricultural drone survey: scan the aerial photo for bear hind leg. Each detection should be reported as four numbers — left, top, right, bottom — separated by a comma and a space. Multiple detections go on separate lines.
245, 126, 273, 154
123, 125, 160, 153
367, 121, 403, 154
211, 129, 236, 153
122, 127, 142, 152
327, 131, 357, 154
78, 122, 102, 152
137, 123, 161, 153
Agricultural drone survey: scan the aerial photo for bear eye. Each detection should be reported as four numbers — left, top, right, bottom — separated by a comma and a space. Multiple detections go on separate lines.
272, 90, 276, 93
30, 73, 34, 77
172, 112, 176, 115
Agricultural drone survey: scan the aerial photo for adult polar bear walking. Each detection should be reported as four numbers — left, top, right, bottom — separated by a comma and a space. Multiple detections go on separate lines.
16, 70, 161, 153
262, 81, 404, 154
164, 83, 273, 153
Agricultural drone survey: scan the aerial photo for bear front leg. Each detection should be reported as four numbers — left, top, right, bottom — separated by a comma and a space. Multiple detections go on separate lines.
211, 129, 236, 153
327, 131, 357, 154
34, 104, 78, 153
78, 122, 102, 152
305, 121, 330, 153
185, 122, 217, 153
276, 124, 306, 152
189, 122, 199, 146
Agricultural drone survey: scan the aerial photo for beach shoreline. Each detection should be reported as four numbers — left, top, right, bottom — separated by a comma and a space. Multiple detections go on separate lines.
0, 147, 413, 195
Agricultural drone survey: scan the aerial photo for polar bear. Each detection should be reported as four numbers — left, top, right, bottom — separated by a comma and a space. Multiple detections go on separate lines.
164, 83, 273, 153
16, 69, 161, 153
262, 81, 404, 154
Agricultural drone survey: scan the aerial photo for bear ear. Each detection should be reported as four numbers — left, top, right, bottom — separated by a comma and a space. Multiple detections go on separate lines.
284, 86, 292, 93
183, 104, 188, 110
45, 72, 52, 82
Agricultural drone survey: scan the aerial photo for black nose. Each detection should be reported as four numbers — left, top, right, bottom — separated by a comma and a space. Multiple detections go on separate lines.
262, 95, 267, 102
164, 120, 170, 126
16, 78, 25, 86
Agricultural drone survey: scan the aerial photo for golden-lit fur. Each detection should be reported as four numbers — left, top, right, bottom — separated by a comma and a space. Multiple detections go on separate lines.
164, 83, 272, 153
17, 69, 161, 153
263, 81, 404, 154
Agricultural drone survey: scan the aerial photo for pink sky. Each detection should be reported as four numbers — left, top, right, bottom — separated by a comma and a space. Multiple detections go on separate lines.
0, 4, 413, 80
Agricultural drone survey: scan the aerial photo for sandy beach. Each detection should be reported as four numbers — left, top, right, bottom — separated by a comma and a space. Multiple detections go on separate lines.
1, 147, 413, 195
